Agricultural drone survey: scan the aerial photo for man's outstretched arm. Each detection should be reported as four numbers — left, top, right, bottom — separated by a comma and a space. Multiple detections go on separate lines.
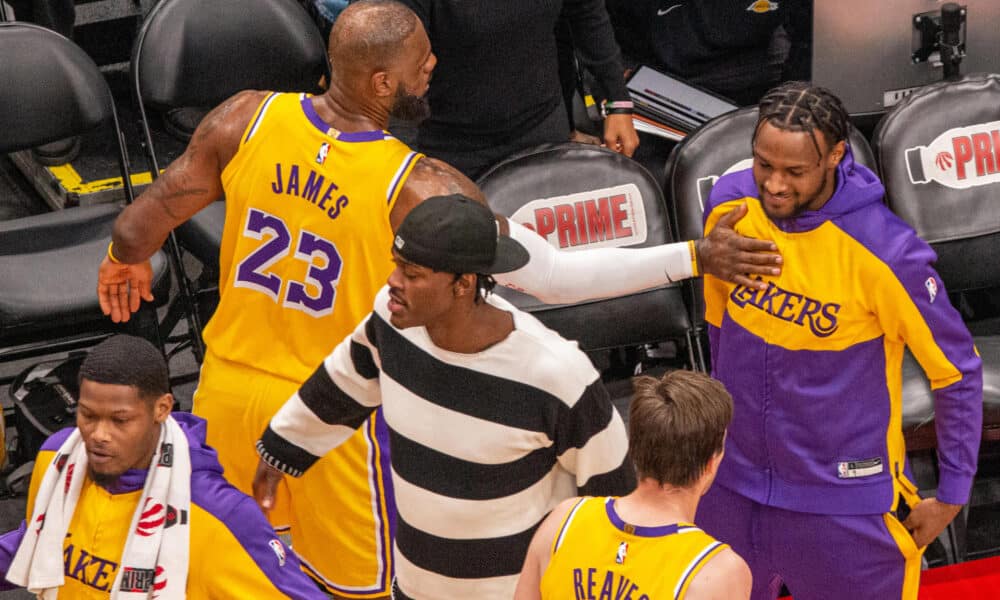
97, 90, 267, 322
394, 157, 780, 305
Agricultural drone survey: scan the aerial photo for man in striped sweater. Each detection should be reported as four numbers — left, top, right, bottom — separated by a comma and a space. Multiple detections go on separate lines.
253, 194, 634, 599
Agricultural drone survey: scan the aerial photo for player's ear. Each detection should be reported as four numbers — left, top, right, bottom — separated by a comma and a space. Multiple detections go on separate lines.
828, 140, 846, 168
371, 70, 394, 99
453, 273, 476, 297
152, 393, 174, 423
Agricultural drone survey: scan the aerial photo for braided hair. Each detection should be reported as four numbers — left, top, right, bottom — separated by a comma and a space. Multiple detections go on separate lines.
753, 82, 850, 160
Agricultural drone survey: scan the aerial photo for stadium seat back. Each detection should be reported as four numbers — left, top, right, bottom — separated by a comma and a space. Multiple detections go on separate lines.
0, 24, 169, 354
478, 143, 695, 359
133, 0, 329, 109
874, 73, 1000, 294
0, 23, 113, 152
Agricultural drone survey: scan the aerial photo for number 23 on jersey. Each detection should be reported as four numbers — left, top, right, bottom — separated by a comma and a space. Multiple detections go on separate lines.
234, 208, 343, 318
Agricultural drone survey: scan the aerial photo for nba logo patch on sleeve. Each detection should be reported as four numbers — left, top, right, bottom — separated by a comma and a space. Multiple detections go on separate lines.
268, 539, 287, 567
925, 277, 938, 303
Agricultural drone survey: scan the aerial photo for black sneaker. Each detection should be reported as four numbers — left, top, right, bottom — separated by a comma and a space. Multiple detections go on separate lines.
32, 136, 81, 166
163, 107, 208, 143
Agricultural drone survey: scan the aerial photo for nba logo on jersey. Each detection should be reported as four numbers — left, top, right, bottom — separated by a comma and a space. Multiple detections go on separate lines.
925, 277, 938, 303
316, 142, 330, 165
616, 541, 628, 564
268, 539, 287, 567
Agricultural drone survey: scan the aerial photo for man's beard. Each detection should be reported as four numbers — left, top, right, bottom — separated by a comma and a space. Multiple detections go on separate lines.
390, 87, 431, 123
89, 467, 121, 488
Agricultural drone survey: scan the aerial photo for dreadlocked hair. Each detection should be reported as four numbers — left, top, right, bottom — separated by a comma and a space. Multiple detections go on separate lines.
754, 81, 850, 159
449, 273, 498, 304
475, 274, 498, 304
78, 335, 170, 400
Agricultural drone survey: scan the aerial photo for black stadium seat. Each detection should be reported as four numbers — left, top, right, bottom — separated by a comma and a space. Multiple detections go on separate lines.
874, 73, 1000, 442
874, 74, 1000, 562
478, 143, 698, 367
664, 105, 876, 370
131, 0, 330, 359
0, 23, 169, 363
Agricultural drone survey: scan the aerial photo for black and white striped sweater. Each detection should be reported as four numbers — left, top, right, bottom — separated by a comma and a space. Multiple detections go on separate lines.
258, 286, 634, 599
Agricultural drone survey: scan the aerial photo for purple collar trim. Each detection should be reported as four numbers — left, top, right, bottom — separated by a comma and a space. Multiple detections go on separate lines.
98, 467, 148, 494
604, 497, 682, 537
300, 97, 388, 142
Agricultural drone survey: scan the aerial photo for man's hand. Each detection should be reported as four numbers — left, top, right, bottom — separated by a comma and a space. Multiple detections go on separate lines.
696, 203, 781, 291
97, 255, 154, 323
903, 498, 963, 548
602, 113, 639, 157
253, 459, 285, 513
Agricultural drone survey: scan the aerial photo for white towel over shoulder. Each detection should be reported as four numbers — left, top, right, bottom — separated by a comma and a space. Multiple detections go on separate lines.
8, 415, 192, 599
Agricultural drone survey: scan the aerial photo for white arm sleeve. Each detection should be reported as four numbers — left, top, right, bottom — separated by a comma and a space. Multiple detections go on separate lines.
495, 218, 695, 305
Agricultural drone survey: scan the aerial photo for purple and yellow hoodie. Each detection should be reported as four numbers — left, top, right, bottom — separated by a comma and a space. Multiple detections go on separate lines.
703, 147, 983, 515
0, 413, 327, 599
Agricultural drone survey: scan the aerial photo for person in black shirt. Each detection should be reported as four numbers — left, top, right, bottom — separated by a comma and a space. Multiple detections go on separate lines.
397, 0, 639, 179
607, 0, 811, 107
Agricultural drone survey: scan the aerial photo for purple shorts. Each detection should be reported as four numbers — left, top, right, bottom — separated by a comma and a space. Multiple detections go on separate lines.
697, 484, 924, 600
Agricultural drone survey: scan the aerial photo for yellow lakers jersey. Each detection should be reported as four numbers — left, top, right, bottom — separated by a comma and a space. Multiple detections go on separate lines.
540, 497, 727, 600
204, 92, 422, 383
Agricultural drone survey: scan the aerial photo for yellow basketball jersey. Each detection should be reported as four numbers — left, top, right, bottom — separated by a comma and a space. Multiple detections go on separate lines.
540, 497, 728, 600
205, 92, 422, 383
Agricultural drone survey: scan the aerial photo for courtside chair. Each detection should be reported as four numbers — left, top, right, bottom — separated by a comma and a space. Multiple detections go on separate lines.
874, 73, 1000, 563
0, 23, 169, 369
664, 106, 877, 371
131, 0, 330, 361
477, 142, 699, 371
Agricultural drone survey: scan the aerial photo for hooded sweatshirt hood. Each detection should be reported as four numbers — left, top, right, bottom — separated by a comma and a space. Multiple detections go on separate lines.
706, 144, 886, 234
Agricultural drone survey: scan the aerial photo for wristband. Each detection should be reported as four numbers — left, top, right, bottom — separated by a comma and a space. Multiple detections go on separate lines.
688, 240, 700, 277
602, 100, 634, 118
107, 241, 122, 264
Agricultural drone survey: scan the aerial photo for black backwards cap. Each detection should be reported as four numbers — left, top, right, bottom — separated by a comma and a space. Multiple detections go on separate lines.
393, 194, 530, 274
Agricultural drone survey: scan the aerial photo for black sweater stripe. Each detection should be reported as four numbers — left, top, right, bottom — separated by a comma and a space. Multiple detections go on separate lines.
553, 380, 615, 455
389, 429, 558, 500
395, 514, 540, 579
299, 363, 374, 429
578, 457, 636, 497
258, 425, 319, 475
371, 313, 585, 434
349, 339, 380, 380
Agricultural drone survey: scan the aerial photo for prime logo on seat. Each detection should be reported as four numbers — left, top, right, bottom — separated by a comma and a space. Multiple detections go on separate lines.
510, 184, 647, 250
905, 120, 1000, 189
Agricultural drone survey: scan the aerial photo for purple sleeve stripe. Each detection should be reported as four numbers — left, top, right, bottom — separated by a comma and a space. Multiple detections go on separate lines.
245, 92, 280, 143
0, 521, 27, 590
386, 151, 420, 205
